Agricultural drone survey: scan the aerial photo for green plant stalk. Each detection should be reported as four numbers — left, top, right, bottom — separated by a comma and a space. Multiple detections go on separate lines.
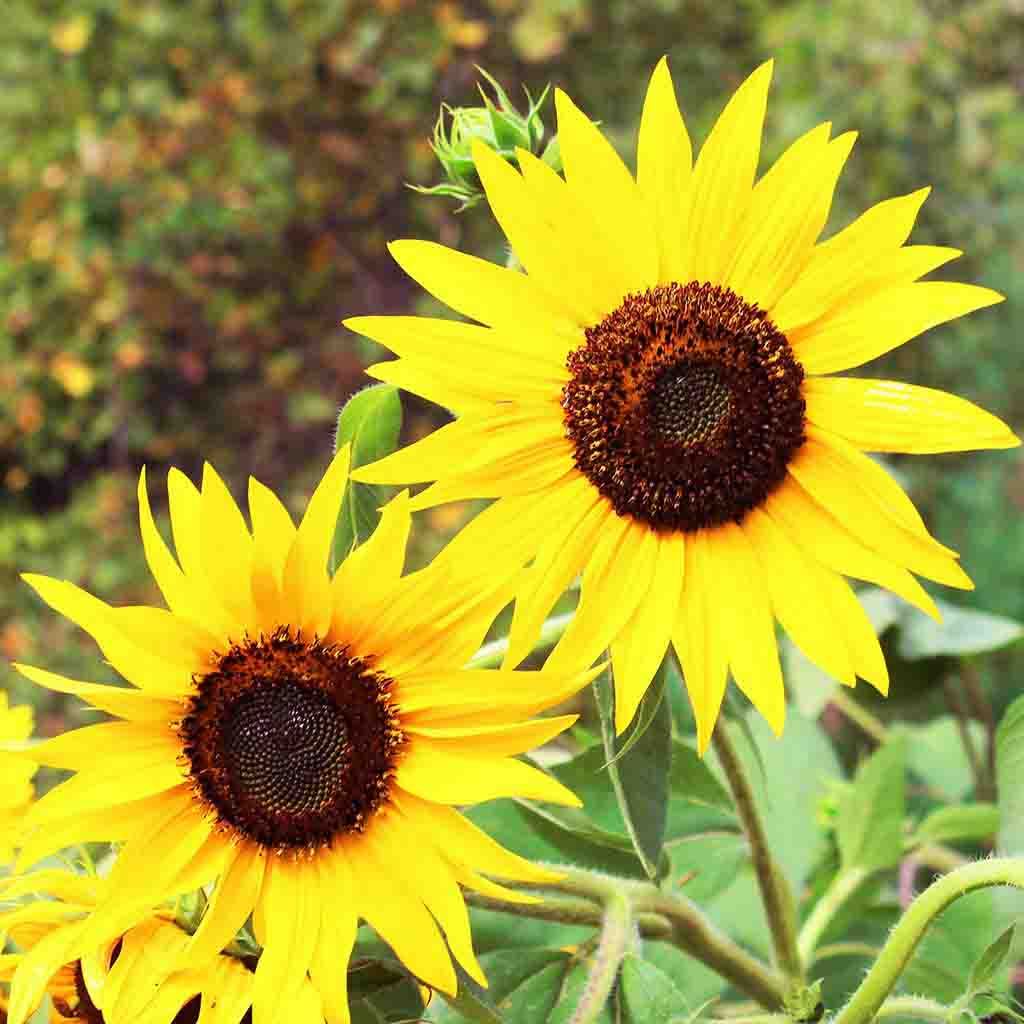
468, 612, 574, 669
797, 866, 869, 965
833, 857, 1024, 1024
830, 689, 888, 743
711, 721, 804, 984
566, 890, 633, 1024
874, 995, 951, 1020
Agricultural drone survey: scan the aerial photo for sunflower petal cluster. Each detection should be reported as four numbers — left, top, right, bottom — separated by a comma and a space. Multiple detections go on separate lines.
345, 58, 1018, 749
6, 447, 596, 1024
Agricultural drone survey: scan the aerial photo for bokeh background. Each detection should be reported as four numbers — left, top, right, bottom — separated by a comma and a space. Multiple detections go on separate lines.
2, 0, 1022, 736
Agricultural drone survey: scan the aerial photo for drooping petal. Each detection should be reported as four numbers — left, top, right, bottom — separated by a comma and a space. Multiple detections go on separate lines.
790, 281, 1004, 374
704, 523, 786, 736
683, 61, 773, 284
609, 532, 685, 733
672, 531, 729, 755
637, 57, 692, 283
804, 376, 1020, 453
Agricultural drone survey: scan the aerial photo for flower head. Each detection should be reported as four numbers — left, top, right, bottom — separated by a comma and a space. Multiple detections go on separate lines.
9, 447, 594, 1024
346, 58, 1018, 750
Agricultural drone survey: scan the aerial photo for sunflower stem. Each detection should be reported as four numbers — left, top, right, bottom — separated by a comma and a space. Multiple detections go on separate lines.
873, 995, 952, 1021
468, 612, 574, 669
711, 720, 804, 986
797, 866, 869, 966
565, 890, 633, 1024
833, 857, 1024, 1024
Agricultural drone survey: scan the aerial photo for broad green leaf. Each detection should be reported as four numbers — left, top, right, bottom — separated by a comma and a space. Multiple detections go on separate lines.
665, 832, 748, 904
604, 672, 667, 767
913, 803, 999, 846
836, 735, 906, 872
434, 968, 504, 1023
967, 924, 1015, 997
668, 739, 732, 813
619, 954, 690, 1023
643, 946, 726, 1013
907, 716, 986, 800
331, 383, 402, 568
898, 598, 1023, 659
594, 666, 672, 879
502, 960, 567, 1024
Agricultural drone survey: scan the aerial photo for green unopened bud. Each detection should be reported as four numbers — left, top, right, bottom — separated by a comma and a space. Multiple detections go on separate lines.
412, 67, 556, 211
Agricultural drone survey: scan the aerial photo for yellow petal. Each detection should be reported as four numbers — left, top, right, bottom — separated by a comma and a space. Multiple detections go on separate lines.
366, 813, 486, 987
765, 476, 939, 620
137, 468, 192, 618
386, 239, 577, 341
504, 480, 609, 668
672, 531, 729, 755
252, 857, 320, 1024
743, 508, 855, 686
248, 476, 297, 632
554, 88, 658, 293
684, 61, 773, 284
546, 518, 659, 676
7, 720, 177, 771
814, 567, 890, 694
281, 445, 351, 638
109, 606, 219, 671
771, 187, 930, 332
393, 792, 562, 883
514, 147, 641, 309
364, 357, 494, 415
472, 141, 609, 326
342, 840, 457, 996
404, 714, 579, 758
20, 575, 192, 696
729, 127, 855, 311
396, 746, 581, 807
637, 56, 692, 283
308, 853, 357, 1024
791, 281, 1004, 374
609, 532, 685, 733
200, 463, 256, 626
12, 664, 179, 722
790, 436, 972, 588
183, 842, 266, 967
198, 956, 257, 1024
804, 376, 1020, 453
6, 919, 88, 1024
101, 917, 191, 1020
346, 313, 571, 377
705, 524, 786, 736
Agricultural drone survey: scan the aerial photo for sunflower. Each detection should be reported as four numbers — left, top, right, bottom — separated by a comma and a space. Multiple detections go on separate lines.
0, 695, 36, 865
345, 58, 1019, 750
0, 869, 315, 1024
7, 447, 594, 1024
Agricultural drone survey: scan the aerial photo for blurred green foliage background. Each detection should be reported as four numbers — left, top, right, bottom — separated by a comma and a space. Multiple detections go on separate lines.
1, 0, 1021, 732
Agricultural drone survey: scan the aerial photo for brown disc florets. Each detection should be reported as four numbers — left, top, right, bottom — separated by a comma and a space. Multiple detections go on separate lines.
562, 281, 806, 532
180, 628, 404, 849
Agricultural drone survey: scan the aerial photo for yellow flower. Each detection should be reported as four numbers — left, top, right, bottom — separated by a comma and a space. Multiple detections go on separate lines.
0, 869, 320, 1023
0, 695, 36, 865
345, 58, 1019, 750
9, 447, 594, 1024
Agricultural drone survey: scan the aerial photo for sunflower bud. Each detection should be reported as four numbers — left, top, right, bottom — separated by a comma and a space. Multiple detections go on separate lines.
413, 67, 557, 210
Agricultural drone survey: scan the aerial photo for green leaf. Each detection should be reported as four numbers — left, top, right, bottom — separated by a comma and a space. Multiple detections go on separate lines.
594, 664, 673, 879
603, 674, 667, 768
836, 735, 906, 872
665, 832, 748, 904
913, 803, 1000, 845
547, 958, 615, 1024
619, 954, 690, 1023
435, 966, 504, 1023
967, 924, 1015, 996
331, 383, 402, 568
501, 960, 567, 1023
897, 598, 1023, 659
668, 739, 732, 814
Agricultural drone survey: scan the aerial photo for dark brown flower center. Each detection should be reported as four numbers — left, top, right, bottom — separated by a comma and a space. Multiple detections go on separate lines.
562, 281, 805, 532
180, 628, 404, 849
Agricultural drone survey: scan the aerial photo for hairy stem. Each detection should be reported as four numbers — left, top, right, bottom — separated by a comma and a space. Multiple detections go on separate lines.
797, 866, 869, 965
712, 721, 803, 984
833, 857, 1024, 1024
874, 995, 951, 1020
566, 890, 633, 1024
